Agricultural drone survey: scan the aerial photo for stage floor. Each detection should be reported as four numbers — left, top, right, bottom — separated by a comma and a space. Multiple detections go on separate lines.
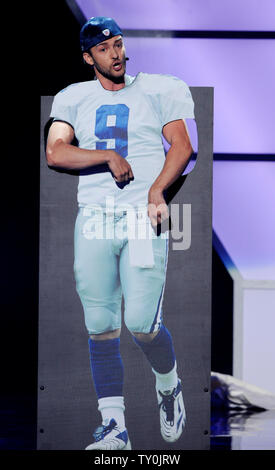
211, 408, 275, 450
1, 395, 275, 451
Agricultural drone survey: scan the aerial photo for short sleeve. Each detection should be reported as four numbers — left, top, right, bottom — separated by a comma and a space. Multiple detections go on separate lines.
50, 89, 77, 129
157, 75, 195, 128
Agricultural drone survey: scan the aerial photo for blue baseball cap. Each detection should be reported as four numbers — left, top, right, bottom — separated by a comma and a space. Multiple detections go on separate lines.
80, 17, 123, 52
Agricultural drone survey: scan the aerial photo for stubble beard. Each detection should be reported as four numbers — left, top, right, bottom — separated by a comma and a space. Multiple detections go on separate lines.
93, 55, 127, 84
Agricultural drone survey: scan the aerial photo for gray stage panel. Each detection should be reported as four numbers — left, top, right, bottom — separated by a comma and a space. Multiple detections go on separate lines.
38, 88, 213, 450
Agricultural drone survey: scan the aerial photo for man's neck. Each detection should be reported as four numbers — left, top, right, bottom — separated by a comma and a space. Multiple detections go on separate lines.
96, 72, 125, 91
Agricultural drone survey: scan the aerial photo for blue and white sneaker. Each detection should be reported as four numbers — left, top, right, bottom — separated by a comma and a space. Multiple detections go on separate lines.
157, 379, 186, 443
85, 418, 131, 450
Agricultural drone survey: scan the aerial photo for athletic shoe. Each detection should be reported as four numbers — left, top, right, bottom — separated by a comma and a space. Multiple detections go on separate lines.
85, 418, 131, 450
157, 379, 186, 442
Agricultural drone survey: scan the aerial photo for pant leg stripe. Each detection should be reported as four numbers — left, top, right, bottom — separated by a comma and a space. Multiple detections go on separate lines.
150, 238, 169, 333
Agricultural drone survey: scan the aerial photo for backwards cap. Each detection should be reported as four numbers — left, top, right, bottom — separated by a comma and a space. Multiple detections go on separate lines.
80, 17, 123, 52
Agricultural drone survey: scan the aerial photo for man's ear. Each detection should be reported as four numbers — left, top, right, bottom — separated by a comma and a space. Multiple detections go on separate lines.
83, 52, 94, 66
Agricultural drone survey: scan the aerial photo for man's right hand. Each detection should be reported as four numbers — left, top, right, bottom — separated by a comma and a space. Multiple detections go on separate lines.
46, 122, 135, 174
107, 151, 134, 183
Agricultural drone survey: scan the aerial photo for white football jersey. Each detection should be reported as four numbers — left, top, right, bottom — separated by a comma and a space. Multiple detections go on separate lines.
50, 73, 195, 208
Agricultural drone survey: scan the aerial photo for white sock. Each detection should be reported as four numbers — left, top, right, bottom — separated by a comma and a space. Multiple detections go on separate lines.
98, 396, 126, 428
152, 362, 178, 393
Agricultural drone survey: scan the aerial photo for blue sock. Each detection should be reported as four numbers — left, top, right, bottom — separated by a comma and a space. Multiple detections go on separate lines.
133, 324, 176, 374
88, 337, 124, 399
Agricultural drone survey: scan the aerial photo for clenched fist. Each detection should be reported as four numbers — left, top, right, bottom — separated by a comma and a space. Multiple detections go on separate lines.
107, 151, 134, 183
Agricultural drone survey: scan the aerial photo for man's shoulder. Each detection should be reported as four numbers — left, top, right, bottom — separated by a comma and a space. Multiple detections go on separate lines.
53, 80, 96, 105
137, 72, 190, 95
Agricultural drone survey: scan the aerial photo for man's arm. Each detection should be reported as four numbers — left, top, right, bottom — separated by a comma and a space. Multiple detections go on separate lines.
148, 119, 193, 226
46, 121, 133, 183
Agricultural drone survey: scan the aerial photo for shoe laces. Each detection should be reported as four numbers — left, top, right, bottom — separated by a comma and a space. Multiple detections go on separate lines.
93, 418, 118, 442
159, 390, 175, 424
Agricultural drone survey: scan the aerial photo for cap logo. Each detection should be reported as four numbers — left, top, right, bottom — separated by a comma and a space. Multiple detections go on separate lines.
102, 29, 110, 36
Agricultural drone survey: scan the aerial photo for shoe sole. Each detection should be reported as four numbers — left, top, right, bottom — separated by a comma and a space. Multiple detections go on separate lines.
85, 439, 132, 450
124, 439, 132, 450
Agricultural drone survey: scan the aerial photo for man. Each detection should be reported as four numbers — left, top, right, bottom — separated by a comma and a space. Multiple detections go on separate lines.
46, 16, 194, 450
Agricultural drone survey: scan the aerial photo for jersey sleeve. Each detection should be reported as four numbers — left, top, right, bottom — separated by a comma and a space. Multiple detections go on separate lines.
50, 88, 77, 129
158, 75, 195, 127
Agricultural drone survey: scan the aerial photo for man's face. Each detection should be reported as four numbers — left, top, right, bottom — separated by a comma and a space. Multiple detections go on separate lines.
84, 35, 127, 83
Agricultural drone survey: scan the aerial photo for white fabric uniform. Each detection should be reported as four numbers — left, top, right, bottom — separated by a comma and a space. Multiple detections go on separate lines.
50, 73, 194, 335
50, 73, 195, 209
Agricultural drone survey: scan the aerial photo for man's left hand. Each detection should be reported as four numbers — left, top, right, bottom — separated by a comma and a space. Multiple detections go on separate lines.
148, 186, 169, 227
